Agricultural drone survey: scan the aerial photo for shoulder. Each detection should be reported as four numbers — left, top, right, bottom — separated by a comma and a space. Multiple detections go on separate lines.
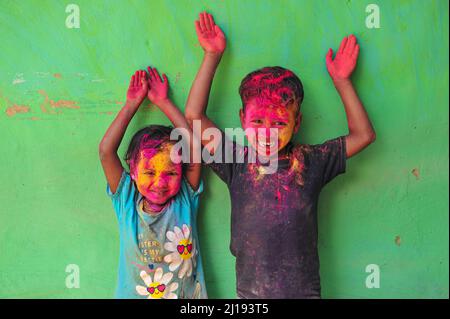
175, 177, 204, 206
291, 136, 345, 159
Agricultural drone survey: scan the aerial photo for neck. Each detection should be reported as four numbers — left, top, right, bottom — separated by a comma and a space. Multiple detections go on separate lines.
256, 146, 291, 164
143, 198, 167, 214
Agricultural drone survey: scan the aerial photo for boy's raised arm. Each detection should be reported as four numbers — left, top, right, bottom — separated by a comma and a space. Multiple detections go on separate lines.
184, 12, 226, 155
326, 35, 376, 158
146, 66, 202, 190
99, 70, 148, 193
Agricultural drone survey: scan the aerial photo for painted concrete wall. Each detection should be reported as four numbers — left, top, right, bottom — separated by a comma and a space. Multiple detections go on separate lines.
0, 0, 448, 298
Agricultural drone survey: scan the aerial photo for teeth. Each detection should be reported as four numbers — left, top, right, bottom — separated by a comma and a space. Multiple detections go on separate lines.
258, 140, 274, 147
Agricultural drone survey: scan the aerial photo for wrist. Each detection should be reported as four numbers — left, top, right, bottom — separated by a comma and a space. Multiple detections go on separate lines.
124, 99, 142, 109
154, 97, 171, 108
332, 77, 352, 87
204, 51, 223, 61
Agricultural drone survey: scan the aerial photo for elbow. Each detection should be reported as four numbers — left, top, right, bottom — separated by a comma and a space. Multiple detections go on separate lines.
363, 130, 376, 146
98, 143, 106, 161
184, 109, 203, 121
185, 112, 202, 128
368, 130, 376, 143
185, 117, 194, 129
98, 140, 111, 161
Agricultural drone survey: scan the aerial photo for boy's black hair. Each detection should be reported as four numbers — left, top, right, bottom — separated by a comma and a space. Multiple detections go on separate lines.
125, 125, 183, 171
239, 66, 304, 113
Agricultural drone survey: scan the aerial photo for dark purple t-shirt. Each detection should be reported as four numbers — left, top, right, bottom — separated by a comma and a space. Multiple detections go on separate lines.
206, 132, 347, 298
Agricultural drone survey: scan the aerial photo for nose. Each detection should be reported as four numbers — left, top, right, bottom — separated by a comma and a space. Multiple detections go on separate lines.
256, 126, 274, 144
152, 174, 169, 189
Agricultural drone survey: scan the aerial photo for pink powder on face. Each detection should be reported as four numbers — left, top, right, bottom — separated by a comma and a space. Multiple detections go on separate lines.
129, 135, 168, 178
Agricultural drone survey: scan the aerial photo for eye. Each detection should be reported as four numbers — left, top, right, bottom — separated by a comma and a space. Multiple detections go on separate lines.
274, 121, 287, 126
167, 171, 179, 176
145, 171, 155, 176
251, 119, 263, 125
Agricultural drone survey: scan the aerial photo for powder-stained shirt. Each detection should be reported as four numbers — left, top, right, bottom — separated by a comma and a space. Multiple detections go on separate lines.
207, 132, 347, 299
106, 171, 207, 299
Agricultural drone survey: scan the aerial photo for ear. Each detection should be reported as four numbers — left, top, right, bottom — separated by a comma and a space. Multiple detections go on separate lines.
130, 165, 137, 181
294, 111, 302, 134
239, 108, 245, 127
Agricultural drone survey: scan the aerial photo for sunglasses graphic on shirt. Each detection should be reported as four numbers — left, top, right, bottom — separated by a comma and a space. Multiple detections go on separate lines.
177, 243, 193, 254
147, 284, 166, 294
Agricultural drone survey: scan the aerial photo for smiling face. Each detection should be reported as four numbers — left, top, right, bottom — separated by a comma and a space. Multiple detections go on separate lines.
147, 282, 166, 299
131, 143, 182, 206
240, 97, 301, 157
238, 66, 304, 158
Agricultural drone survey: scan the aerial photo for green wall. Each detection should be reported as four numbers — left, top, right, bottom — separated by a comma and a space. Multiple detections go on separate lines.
0, 0, 448, 298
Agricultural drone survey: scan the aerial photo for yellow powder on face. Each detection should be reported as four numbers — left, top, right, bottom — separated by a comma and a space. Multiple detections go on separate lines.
136, 144, 182, 187
145, 145, 173, 173
268, 103, 298, 149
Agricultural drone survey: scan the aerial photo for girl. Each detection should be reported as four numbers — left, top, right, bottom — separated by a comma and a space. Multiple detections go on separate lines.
99, 67, 206, 299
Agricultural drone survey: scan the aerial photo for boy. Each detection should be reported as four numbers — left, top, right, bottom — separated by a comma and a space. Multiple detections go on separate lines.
185, 12, 375, 298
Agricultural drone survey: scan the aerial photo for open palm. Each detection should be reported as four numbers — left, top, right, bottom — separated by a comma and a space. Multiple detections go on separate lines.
126, 70, 148, 103
147, 66, 169, 106
326, 35, 360, 81
195, 12, 226, 55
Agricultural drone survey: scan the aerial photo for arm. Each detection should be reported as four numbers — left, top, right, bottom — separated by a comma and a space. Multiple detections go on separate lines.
147, 66, 202, 190
99, 70, 148, 193
326, 34, 376, 158
184, 12, 226, 155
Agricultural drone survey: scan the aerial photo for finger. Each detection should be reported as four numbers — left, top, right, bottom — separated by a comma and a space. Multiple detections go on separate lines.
152, 68, 159, 82
134, 71, 139, 86
162, 73, 169, 84
345, 35, 356, 55
205, 12, 212, 31
326, 48, 333, 67
351, 44, 360, 60
147, 66, 154, 81
203, 12, 210, 31
208, 13, 215, 28
153, 68, 162, 82
140, 70, 147, 84
337, 36, 348, 55
195, 20, 202, 36
199, 12, 206, 33
130, 75, 135, 86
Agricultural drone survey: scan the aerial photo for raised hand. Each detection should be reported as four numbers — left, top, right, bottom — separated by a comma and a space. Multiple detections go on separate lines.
326, 34, 360, 82
147, 66, 169, 107
195, 12, 226, 55
126, 70, 148, 105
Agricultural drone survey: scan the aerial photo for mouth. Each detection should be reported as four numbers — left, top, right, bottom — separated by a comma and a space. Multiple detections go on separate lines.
150, 190, 169, 197
258, 140, 275, 148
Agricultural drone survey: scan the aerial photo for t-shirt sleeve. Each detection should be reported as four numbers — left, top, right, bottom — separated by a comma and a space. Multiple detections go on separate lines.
106, 170, 136, 220
179, 177, 204, 216
204, 130, 243, 186
310, 136, 347, 187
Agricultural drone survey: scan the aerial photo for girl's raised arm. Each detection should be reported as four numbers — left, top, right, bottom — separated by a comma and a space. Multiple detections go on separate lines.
99, 70, 148, 193
146, 66, 202, 191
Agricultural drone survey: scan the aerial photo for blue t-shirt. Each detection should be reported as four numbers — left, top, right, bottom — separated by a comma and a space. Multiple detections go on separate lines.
106, 170, 207, 299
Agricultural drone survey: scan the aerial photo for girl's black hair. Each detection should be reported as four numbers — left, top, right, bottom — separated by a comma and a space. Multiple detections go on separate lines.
124, 125, 185, 170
